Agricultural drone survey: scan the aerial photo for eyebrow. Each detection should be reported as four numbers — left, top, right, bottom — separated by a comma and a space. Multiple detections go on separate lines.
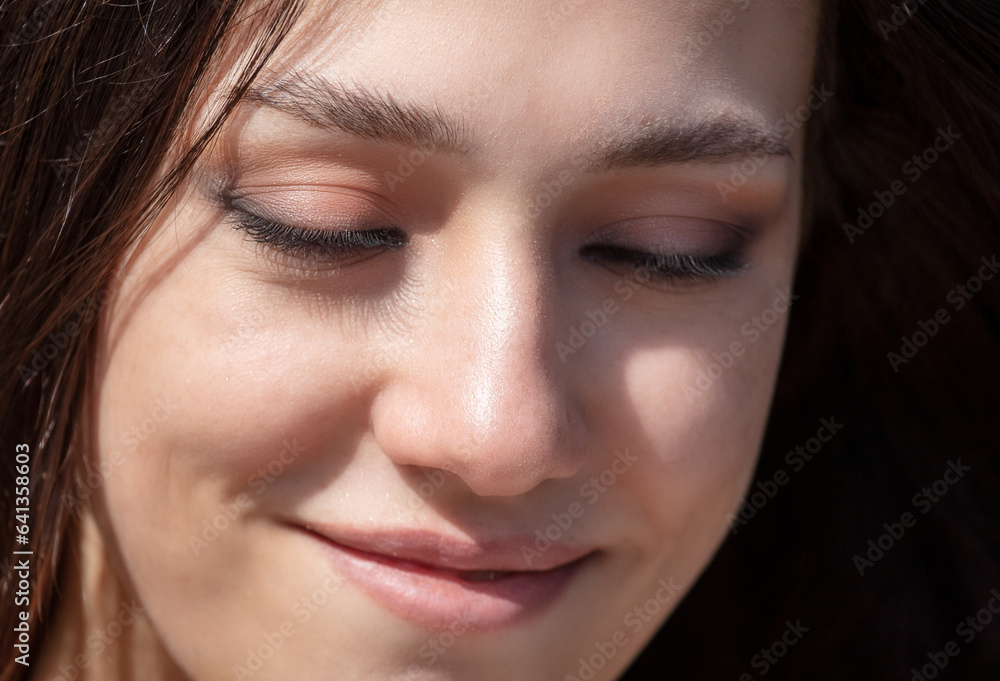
245, 73, 471, 154
243, 73, 791, 168
596, 118, 791, 171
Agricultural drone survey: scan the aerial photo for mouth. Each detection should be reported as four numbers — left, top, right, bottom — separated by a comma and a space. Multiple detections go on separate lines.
289, 522, 597, 632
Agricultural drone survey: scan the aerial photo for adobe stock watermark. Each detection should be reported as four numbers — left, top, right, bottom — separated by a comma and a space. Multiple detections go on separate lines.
683, 0, 752, 61
737, 619, 810, 679
717, 84, 833, 201
527, 148, 603, 221
843, 126, 961, 243
878, 0, 931, 41
521, 449, 638, 567
556, 297, 623, 364
349, 357, 488, 513
399, 469, 451, 511
684, 287, 798, 403
232, 570, 345, 680
382, 73, 490, 193
543, 0, 589, 27
555, 183, 662, 363
887, 254, 998, 373
3, 2, 58, 46
67, 395, 180, 511
50, 600, 146, 681
55, 61, 162, 183
564, 576, 683, 681
727, 416, 844, 534
909, 587, 1000, 680
17, 289, 112, 383
389, 610, 477, 681
189, 438, 306, 556
399, 429, 489, 511
852, 458, 970, 576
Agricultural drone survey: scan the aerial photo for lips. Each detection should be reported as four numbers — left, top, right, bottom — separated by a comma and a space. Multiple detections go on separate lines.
291, 522, 595, 632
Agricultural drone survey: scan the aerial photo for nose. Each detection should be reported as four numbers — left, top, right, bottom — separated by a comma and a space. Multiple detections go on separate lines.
371, 236, 587, 497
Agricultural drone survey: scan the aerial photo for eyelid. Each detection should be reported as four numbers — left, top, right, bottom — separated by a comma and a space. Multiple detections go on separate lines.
580, 243, 750, 288
230, 210, 406, 250
222, 203, 408, 278
580, 216, 755, 288
219, 184, 402, 233
586, 215, 754, 257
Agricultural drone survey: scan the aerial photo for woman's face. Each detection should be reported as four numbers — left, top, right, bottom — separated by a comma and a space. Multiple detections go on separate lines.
92, 1, 818, 679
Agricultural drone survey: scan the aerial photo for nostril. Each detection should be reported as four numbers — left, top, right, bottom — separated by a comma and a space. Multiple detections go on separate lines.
371, 356, 586, 497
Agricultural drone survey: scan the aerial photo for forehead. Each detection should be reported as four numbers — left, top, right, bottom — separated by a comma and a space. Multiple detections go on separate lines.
256, 0, 821, 148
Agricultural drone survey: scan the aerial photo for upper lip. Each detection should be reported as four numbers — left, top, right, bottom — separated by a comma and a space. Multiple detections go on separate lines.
296, 522, 595, 573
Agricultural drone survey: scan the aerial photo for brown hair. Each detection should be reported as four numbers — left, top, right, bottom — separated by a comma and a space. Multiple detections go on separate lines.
629, 0, 1000, 678
0, 2, 302, 679
2, 1, 998, 679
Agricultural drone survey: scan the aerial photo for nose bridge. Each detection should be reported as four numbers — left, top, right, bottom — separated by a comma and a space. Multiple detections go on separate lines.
376, 231, 585, 498
445, 236, 578, 487
458, 239, 545, 437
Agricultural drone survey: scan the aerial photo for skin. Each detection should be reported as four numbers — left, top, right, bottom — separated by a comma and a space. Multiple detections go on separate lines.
84, 1, 819, 679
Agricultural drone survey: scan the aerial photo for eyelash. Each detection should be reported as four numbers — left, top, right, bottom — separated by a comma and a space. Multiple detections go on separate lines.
578, 244, 749, 284
229, 210, 407, 263
228, 209, 748, 285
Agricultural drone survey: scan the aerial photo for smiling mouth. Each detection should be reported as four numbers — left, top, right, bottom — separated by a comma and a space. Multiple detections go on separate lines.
290, 523, 596, 632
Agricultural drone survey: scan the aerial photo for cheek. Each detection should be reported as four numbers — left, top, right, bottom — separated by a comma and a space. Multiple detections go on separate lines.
92, 247, 371, 560
611, 288, 789, 534
623, 297, 787, 458
90, 253, 390, 676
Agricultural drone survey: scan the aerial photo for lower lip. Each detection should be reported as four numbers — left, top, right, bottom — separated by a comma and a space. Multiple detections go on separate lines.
298, 528, 588, 632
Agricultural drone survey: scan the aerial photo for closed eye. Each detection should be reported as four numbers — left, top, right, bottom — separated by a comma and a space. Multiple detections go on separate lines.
228, 209, 407, 267
579, 244, 750, 285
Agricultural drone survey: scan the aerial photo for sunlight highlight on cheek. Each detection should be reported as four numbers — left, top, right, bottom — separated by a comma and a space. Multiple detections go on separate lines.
620, 342, 772, 472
